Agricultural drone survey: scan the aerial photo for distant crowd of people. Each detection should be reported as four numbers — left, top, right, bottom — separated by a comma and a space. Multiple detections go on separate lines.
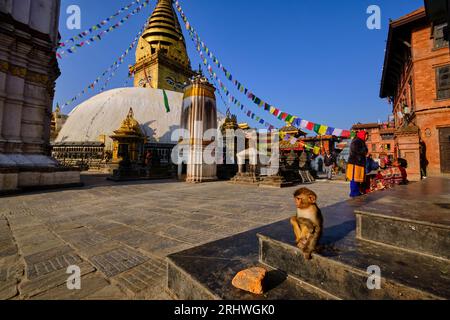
346, 130, 408, 198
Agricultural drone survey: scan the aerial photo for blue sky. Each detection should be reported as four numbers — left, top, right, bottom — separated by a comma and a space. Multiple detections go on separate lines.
56, 0, 424, 130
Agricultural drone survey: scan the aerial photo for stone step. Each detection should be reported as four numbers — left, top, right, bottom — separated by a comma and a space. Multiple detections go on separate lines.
166, 178, 450, 300
259, 233, 449, 300
167, 259, 337, 300
167, 253, 336, 300
354, 179, 450, 260
166, 220, 339, 300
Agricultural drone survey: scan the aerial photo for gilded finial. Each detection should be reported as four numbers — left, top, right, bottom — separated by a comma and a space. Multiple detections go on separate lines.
127, 108, 134, 119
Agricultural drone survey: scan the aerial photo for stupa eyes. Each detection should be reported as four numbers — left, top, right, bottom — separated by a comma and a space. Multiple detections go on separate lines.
166, 77, 175, 86
166, 77, 185, 90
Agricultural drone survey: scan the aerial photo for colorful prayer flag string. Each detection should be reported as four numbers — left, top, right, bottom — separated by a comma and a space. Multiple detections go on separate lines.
58, 0, 145, 49
206, 65, 273, 131
60, 21, 148, 110
194, 35, 320, 154
192, 34, 324, 154
175, 0, 353, 139
57, 0, 150, 59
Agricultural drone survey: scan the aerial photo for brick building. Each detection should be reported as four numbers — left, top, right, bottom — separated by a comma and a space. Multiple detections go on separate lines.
352, 122, 396, 161
380, 7, 450, 181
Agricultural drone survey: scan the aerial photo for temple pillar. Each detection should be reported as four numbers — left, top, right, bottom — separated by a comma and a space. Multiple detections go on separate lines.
180, 75, 217, 183
0, 33, 15, 153
3, 73, 25, 153
0, 68, 6, 152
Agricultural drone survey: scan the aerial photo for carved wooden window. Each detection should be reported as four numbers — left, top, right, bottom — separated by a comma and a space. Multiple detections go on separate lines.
381, 134, 394, 141
436, 65, 450, 100
434, 23, 449, 49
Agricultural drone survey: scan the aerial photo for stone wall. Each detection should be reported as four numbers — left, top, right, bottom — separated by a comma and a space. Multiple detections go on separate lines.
0, 0, 81, 191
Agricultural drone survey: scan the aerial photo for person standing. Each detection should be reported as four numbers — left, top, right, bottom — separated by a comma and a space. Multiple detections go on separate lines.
324, 150, 336, 180
144, 150, 153, 168
346, 131, 369, 197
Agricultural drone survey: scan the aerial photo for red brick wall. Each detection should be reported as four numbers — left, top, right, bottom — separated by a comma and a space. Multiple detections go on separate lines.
412, 26, 450, 109
391, 23, 450, 177
411, 25, 450, 176
366, 128, 395, 160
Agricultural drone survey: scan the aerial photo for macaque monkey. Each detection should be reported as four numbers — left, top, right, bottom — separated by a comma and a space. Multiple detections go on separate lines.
290, 188, 323, 260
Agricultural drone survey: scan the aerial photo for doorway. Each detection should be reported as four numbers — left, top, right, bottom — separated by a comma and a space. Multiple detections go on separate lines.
439, 127, 450, 173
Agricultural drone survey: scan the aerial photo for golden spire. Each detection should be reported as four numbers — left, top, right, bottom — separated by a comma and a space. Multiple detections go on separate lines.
146, 0, 183, 40
130, 0, 193, 91
141, 0, 189, 66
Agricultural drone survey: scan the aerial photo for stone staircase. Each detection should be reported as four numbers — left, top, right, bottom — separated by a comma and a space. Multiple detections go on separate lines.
166, 178, 450, 300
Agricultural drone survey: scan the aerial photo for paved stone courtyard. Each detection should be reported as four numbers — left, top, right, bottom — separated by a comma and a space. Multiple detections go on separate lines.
0, 175, 349, 300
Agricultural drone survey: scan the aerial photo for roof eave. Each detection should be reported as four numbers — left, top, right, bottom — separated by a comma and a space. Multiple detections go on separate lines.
380, 23, 394, 99
379, 8, 428, 99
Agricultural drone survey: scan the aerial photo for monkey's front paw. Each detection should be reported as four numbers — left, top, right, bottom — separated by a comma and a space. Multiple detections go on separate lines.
302, 251, 312, 260
296, 238, 307, 249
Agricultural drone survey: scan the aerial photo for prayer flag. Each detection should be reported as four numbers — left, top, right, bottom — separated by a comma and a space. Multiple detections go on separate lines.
313, 146, 321, 155
163, 90, 170, 113
318, 125, 328, 135
326, 127, 335, 136
313, 124, 321, 134
332, 128, 343, 137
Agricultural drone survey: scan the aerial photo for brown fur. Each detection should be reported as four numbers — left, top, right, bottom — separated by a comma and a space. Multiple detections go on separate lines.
291, 188, 323, 260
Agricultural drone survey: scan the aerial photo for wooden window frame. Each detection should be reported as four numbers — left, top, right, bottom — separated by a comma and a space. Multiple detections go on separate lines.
436, 65, 450, 100
433, 23, 449, 50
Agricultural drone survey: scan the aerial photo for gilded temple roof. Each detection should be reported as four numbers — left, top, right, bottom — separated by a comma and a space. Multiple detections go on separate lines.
280, 122, 307, 137
221, 110, 239, 133
112, 108, 144, 138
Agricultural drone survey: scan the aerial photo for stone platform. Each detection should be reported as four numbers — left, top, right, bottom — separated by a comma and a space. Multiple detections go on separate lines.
0, 166, 81, 195
230, 173, 297, 188
167, 178, 450, 300
355, 179, 450, 260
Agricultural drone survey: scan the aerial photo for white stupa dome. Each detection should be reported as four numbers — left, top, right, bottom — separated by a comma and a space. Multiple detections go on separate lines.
55, 87, 184, 149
